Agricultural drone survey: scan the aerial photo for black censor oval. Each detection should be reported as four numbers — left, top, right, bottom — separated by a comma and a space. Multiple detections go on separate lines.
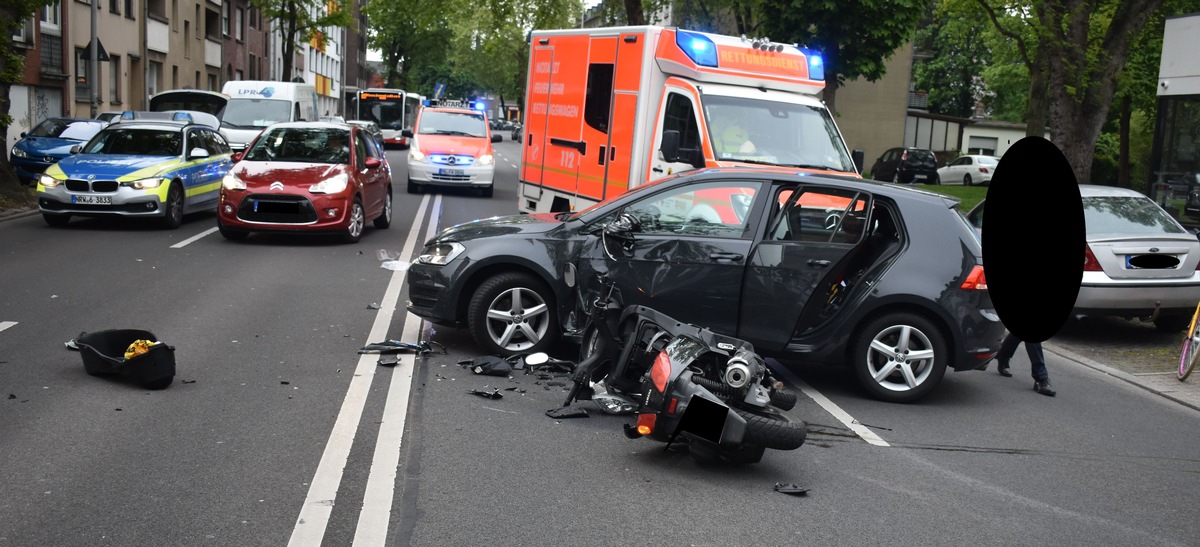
982, 136, 1084, 343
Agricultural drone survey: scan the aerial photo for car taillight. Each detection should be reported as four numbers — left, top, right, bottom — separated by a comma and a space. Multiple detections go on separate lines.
1083, 244, 1102, 271
978, 167, 989, 173
960, 265, 987, 290
650, 352, 671, 393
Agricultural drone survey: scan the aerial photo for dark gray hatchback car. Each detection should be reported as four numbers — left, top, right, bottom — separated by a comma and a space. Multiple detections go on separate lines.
406, 168, 1004, 402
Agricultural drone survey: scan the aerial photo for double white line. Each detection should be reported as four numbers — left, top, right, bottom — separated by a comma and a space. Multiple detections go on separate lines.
288, 194, 441, 547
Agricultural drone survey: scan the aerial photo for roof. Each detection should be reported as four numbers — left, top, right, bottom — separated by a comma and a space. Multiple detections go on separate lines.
1078, 184, 1150, 198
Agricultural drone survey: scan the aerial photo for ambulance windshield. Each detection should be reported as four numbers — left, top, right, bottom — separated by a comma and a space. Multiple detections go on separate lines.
703, 95, 854, 173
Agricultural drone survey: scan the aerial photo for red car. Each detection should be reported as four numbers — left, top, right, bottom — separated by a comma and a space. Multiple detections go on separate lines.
217, 122, 393, 243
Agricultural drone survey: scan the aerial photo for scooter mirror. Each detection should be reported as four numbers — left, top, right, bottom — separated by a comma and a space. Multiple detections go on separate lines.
524, 352, 550, 366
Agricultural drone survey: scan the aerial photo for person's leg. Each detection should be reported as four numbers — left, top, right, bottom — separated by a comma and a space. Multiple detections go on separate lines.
997, 332, 1018, 376
1025, 341, 1055, 396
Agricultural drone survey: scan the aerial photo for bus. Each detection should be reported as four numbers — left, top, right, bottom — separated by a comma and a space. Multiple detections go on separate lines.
356, 88, 422, 148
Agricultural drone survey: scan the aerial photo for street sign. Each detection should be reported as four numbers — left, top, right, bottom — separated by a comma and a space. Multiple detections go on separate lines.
434, 83, 446, 100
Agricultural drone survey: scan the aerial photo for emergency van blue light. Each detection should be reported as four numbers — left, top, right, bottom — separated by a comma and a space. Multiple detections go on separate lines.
471, 101, 486, 111
676, 30, 718, 67
806, 51, 825, 81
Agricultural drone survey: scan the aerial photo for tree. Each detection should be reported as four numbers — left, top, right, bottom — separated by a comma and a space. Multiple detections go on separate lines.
250, 0, 352, 83
912, 5, 994, 118
0, 0, 56, 198
977, 0, 1166, 184
754, 0, 927, 116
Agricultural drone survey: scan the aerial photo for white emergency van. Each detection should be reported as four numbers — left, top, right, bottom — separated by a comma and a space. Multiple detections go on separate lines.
219, 81, 319, 150
518, 26, 863, 214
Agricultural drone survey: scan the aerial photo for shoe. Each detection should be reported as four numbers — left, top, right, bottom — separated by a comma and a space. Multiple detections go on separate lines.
997, 360, 1012, 377
1034, 380, 1056, 397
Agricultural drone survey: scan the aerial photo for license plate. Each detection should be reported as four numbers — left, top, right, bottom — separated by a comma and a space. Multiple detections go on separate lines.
438, 168, 465, 176
72, 195, 111, 205
912, 174, 928, 180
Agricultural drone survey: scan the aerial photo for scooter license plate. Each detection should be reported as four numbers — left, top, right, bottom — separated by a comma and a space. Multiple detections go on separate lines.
677, 396, 728, 444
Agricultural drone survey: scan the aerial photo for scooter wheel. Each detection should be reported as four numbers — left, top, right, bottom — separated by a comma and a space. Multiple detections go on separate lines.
733, 408, 807, 450
769, 388, 797, 411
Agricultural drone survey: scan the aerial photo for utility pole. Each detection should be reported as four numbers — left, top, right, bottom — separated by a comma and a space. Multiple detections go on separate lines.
89, 0, 99, 117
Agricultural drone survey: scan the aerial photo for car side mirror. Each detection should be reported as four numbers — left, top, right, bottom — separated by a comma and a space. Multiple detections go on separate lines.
19, 132, 27, 138
492, 134, 502, 143
853, 149, 865, 174
364, 157, 382, 169
188, 148, 209, 160
69, 145, 82, 154
605, 212, 642, 238
660, 129, 681, 162
402, 129, 414, 138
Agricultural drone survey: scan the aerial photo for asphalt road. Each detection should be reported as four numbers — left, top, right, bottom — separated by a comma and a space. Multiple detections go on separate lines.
1, 138, 1199, 546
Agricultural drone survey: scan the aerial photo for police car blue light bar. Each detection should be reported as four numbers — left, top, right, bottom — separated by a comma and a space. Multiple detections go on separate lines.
676, 30, 718, 68
172, 112, 194, 122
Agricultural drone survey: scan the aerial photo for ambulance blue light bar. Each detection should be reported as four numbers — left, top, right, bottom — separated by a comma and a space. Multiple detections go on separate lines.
676, 30, 718, 68
471, 101, 486, 111
801, 48, 825, 81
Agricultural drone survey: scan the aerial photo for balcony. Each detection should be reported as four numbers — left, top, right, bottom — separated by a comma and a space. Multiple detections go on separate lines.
148, 19, 169, 54
205, 38, 221, 67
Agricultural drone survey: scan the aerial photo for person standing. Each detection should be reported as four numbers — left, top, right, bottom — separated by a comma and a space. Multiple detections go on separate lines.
996, 332, 1056, 396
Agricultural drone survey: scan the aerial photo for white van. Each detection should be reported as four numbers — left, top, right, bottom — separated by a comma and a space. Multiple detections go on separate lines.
220, 81, 318, 150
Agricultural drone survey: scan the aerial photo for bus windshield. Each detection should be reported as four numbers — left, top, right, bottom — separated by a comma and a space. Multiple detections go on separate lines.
702, 94, 856, 174
359, 91, 406, 131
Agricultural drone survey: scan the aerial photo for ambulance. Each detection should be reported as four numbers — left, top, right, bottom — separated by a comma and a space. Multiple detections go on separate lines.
518, 26, 863, 214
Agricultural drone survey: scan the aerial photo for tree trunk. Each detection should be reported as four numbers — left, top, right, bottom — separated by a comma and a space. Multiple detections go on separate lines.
1118, 94, 1131, 188
622, 0, 645, 25
1024, 54, 1050, 139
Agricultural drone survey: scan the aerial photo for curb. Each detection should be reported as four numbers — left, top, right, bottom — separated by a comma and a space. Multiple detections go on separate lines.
1044, 341, 1200, 413
0, 207, 37, 223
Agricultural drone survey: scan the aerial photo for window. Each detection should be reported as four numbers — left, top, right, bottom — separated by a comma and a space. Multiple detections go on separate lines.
768, 187, 868, 244
236, 68, 245, 80
235, 8, 243, 41
195, 70, 200, 89
184, 21, 190, 57
221, 1, 229, 35
208, 73, 216, 91
172, 65, 178, 88
110, 0, 119, 15
205, 7, 219, 40
125, 0, 134, 19
109, 55, 121, 104
625, 181, 760, 238
248, 6, 258, 29
661, 92, 701, 153
75, 48, 90, 99
195, 6, 201, 39
584, 63, 613, 134
148, 0, 164, 18
13, 17, 33, 44
148, 61, 161, 97
172, 0, 178, 30
41, 2, 61, 33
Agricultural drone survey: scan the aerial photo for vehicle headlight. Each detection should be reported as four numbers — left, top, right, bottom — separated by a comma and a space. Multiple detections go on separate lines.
478, 154, 494, 166
123, 177, 168, 190
11, 147, 28, 158
222, 173, 247, 191
417, 242, 465, 265
310, 173, 349, 194
409, 147, 426, 163
38, 174, 62, 188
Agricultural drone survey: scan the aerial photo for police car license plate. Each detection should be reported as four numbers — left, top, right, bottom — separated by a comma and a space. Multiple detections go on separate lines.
438, 168, 465, 176
72, 195, 111, 205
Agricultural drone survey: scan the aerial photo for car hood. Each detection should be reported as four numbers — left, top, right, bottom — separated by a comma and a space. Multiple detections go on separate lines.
413, 134, 491, 157
15, 137, 86, 158
432, 213, 563, 244
49, 154, 181, 180
231, 162, 349, 189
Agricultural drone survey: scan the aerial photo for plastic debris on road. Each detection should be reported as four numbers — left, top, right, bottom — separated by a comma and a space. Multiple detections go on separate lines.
469, 388, 503, 399
773, 483, 809, 496
377, 249, 409, 271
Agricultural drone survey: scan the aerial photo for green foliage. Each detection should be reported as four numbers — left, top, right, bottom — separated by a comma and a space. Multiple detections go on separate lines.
249, 0, 352, 79
912, 5, 993, 118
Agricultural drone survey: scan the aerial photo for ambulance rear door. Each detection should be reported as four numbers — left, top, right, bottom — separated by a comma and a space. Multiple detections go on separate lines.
575, 30, 646, 205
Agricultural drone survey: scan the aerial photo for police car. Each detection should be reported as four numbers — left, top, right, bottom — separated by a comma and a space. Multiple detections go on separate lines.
37, 111, 234, 228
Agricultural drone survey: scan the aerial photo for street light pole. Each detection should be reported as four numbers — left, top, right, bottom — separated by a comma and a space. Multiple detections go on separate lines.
89, 0, 99, 117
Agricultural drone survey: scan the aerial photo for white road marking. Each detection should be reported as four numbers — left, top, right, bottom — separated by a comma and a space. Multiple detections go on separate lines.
352, 194, 441, 546
170, 227, 218, 248
287, 194, 433, 547
767, 359, 891, 447
0, 321, 17, 333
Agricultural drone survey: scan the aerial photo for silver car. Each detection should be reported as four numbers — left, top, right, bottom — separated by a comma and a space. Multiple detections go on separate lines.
968, 184, 1200, 331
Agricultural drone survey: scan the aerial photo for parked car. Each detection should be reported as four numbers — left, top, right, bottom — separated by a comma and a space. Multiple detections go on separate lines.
966, 184, 1200, 332
347, 120, 384, 146
403, 107, 501, 197
319, 115, 347, 124
36, 112, 232, 228
10, 117, 107, 186
870, 147, 939, 185
406, 167, 1005, 403
95, 112, 123, 123
938, 154, 1000, 186
217, 121, 393, 244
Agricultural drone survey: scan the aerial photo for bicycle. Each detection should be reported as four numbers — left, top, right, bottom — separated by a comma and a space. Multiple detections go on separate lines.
1178, 302, 1200, 380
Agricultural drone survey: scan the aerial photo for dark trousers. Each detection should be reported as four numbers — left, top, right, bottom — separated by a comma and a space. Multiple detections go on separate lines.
999, 333, 1049, 382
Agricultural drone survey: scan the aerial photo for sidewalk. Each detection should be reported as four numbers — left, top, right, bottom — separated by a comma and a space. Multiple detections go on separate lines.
1046, 341, 1200, 412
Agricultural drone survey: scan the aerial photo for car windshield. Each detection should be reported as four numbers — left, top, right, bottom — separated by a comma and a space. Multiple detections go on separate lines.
221, 99, 292, 129
82, 128, 182, 156
242, 127, 351, 164
417, 111, 487, 138
1084, 195, 1187, 236
30, 119, 101, 140
702, 95, 855, 173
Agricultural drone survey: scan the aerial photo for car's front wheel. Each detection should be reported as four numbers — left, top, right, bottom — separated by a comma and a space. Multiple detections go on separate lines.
851, 312, 948, 403
43, 213, 71, 227
343, 197, 365, 243
468, 272, 558, 355
160, 181, 184, 229
407, 178, 420, 194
